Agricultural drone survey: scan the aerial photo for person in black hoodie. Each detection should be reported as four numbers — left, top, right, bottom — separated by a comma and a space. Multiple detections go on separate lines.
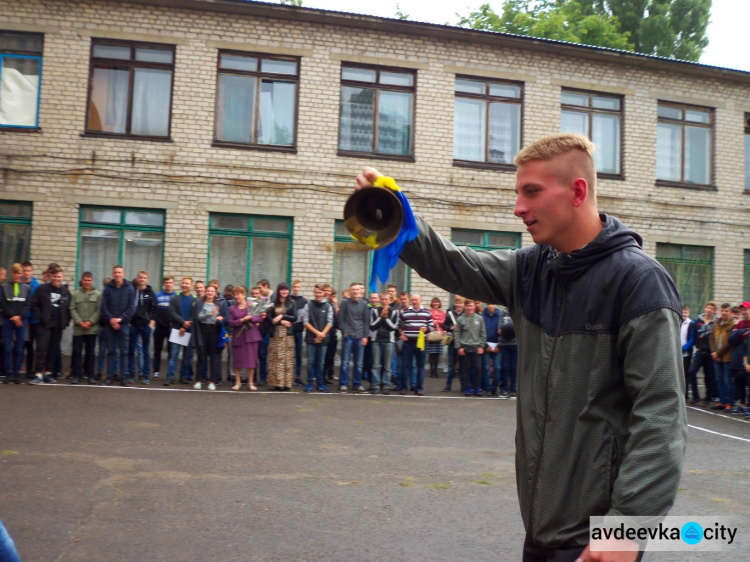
100, 265, 136, 386
128, 270, 157, 385
1, 263, 31, 384
686, 301, 717, 406
29, 265, 71, 385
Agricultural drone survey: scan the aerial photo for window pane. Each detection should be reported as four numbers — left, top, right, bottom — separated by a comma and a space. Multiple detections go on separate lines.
0, 223, 30, 266
92, 44, 131, 60
657, 123, 682, 181
216, 74, 256, 143
253, 217, 289, 233
487, 233, 519, 248
452, 229, 483, 246
124, 210, 164, 227
339, 86, 374, 152
251, 237, 289, 288
333, 242, 369, 296
684, 126, 710, 184
135, 48, 173, 64
212, 215, 248, 230
377, 90, 412, 155
745, 135, 750, 190
0, 57, 40, 126
131, 67, 172, 136
658, 105, 681, 119
561, 92, 588, 107
82, 208, 121, 224
655, 244, 682, 259
88, 67, 129, 133
257, 80, 296, 146
592, 113, 621, 174
0, 202, 31, 218
685, 109, 710, 124
80, 228, 120, 287
377, 259, 408, 294
123, 230, 163, 281
455, 78, 484, 94
210, 235, 248, 287
454, 98, 486, 161
683, 245, 712, 261
335, 222, 350, 238
488, 102, 520, 164
220, 54, 258, 72
560, 110, 588, 136
342, 67, 376, 82
1, 32, 43, 54
261, 59, 297, 75
380, 71, 413, 87
489, 83, 521, 99
592, 96, 620, 111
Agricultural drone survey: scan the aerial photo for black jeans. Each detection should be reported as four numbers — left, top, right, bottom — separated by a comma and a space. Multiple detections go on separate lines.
683, 353, 699, 400
152, 323, 171, 375
72, 333, 97, 380
522, 534, 644, 562
688, 349, 714, 401
196, 323, 220, 384
24, 323, 38, 375
460, 349, 482, 391
35, 324, 63, 374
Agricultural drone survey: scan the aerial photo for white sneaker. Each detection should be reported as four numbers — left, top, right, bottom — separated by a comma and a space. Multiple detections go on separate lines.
193, 382, 202, 390
208, 383, 216, 391
153, 372, 159, 379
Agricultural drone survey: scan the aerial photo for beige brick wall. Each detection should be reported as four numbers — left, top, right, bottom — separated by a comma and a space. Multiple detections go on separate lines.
1, 0, 749, 306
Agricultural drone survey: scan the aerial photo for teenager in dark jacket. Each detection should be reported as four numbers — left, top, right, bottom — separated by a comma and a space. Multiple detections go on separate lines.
152, 275, 176, 379
1, 263, 31, 384
301, 283, 333, 393
191, 284, 229, 390
166, 277, 196, 385
29, 265, 71, 385
680, 306, 698, 403
128, 270, 157, 384
100, 266, 136, 386
687, 301, 716, 405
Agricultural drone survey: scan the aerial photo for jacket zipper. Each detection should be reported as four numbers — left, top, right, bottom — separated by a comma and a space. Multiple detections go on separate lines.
527, 286, 568, 536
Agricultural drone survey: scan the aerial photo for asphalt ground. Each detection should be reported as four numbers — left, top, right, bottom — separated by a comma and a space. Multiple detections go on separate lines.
1, 375, 749, 562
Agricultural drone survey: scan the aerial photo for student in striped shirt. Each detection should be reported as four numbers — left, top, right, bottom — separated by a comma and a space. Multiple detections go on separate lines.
398, 294, 433, 396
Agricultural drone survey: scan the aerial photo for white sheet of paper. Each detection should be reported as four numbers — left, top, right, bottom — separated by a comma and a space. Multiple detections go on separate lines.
169, 328, 191, 346
487, 342, 498, 350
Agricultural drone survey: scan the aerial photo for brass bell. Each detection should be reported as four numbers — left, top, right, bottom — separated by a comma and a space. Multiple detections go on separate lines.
343, 185, 404, 249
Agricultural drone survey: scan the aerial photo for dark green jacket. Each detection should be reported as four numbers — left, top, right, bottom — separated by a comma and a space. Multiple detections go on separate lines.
70, 288, 102, 336
401, 213, 687, 548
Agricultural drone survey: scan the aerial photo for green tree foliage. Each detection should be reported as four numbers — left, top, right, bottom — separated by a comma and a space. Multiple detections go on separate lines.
456, 0, 711, 61
395, 3, 410, 20
280, 0, 303, 6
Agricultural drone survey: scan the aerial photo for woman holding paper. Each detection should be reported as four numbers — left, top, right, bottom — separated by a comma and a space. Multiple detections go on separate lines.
266, 282, 297, 391
227, 286, 264, 391
191, 285, 228, 391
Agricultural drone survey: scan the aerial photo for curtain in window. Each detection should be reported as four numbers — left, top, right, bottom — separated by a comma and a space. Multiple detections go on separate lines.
657, 123, 682, 181
216, 74, 255, 143
333, 242, 368, 296
123, 231, 163, 281
454, 98, 485, 161
210, 235, 248, 287
250, 237, 289, 289
0, 223, 30, 266
377, 91, 412, 155
592, 113, 620, 174
684, 126, 710, 184
488, 102, 520, 164
131, 68, 171, 136
88, 68, 128, 133
0, 58, 39, 126
80, 229, 120, 286
339, 86, 374, 152
258, 80, 295, 145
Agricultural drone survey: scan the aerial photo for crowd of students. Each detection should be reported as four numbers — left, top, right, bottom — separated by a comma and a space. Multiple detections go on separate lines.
0, 262, 521, 397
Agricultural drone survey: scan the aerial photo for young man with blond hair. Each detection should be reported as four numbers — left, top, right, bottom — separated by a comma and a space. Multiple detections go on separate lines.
355, 133, 686, 561
1, 264, 31, 384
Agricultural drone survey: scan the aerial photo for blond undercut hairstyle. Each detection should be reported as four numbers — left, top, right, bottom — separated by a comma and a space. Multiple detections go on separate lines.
514, 133, 597, 198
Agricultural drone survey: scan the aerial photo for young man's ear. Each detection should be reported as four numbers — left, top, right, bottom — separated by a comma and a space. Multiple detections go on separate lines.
571, 177, 588, 208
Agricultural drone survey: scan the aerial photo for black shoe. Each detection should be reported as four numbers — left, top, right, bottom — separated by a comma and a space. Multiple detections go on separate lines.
12, 377, 21, 385
71, 379, 79, 385
88, 378, 96, 385
294, 378, 304, 386
163, 379, 173, 386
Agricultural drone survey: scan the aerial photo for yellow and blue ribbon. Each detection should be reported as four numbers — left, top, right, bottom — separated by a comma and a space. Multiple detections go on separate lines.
369, 176, 419, 293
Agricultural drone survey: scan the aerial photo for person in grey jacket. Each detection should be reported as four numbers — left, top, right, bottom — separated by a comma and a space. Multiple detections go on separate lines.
337, 282, 369, 393
69, 271, 102, 384
355, 133, 686, 562
454, 300, 487, 397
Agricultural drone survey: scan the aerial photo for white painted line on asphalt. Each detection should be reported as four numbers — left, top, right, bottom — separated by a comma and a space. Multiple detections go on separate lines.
687, 405, 750, 424
688, 424, 750, 443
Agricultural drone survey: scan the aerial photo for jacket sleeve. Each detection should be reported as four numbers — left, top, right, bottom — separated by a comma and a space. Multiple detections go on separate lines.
480, 318, 487, 344
681, 321, 695, 352
454, 318, 463, 349
228, 305, 243, 329
400, 215, 516, 306
169, 295, 186, 327
120, 286, 137, 324
370, 307, 383, 331
609, 307, 687, 520
100, 286, 113, 323
30, 287, 43, 322
148, 289, 157, 320
90, 292, 102, 326
70, 293, 82, 325
282, 301, 296, 323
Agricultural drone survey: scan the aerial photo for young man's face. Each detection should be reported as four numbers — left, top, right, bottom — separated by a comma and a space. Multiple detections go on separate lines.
164, 279, 175, 293
464, 301, 475, 315
250, 288, 260, 299
349, 285, 360, 300
11, 271, 21, 283
112, 268, 124, 284
454, 300, 465, 313
136, 272, 148, 288
323, 288, 331, 299
195, 283, 206, 298
387, 287, 397, 300
400, 294, 409, 307
22, 266, 33, 283
682, 308, 690, 321
369, 292, 380, 306
180, 279, 193, 294
741, 308, 750, 320
720, 307, 731, 322
51, 271, 63, 287
486, 303, 496, 314
732, 310, 740, 321
81, 276, 93, 291
514, 156, 580, 251
313, 287, 324, 301
704, 305, 716, 318
380, 294, 390, 307
292, 283, 301, 296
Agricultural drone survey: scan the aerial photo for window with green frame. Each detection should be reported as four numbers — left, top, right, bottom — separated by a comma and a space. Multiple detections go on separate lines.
0, 200, 32, 266
451, 228, 520, 251
655, 243, 713, 314
78, 206, 165, 286
208, 214, 292, 289
333, 220, 410, 296
744, 250, 750, 301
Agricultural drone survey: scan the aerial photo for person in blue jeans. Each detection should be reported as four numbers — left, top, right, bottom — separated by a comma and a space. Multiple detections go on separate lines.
0, 264, 31, 385
128, 270, 156, 384
441, 296, 464, 391
301, 283, 333, 392
100, 266, 136, 386
337, 283, 369, 392
399, 294, 433, 396
710, 303, 736, 410
291, 280, 307, 386
165, 277, 196, 385
482, 303, 502, 395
